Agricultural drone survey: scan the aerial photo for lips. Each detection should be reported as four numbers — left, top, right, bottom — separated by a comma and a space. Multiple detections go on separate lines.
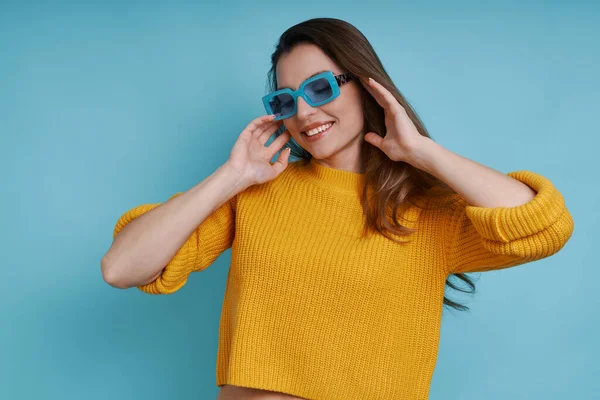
302, 121, 335, 141
301, 121, 335, 135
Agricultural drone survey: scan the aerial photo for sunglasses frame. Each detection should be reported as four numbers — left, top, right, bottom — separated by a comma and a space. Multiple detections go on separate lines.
262, 71, 354, 121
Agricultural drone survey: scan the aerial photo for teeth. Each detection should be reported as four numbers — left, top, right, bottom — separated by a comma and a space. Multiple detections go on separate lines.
305, 122, 333, 136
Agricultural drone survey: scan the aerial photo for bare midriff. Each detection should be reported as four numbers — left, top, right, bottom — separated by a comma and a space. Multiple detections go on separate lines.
217, 384, 307, 400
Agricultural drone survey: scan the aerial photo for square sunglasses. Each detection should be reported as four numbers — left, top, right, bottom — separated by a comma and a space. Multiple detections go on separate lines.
262, 71, 355, 121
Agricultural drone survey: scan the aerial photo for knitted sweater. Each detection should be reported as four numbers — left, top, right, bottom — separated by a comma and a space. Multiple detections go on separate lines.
113, 157, 574, 399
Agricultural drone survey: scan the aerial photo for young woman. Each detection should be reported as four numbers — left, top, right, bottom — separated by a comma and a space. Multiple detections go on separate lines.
102, 18, 574, 400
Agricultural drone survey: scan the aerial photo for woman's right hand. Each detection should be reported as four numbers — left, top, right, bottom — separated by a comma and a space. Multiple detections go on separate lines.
225, 114, 293, 187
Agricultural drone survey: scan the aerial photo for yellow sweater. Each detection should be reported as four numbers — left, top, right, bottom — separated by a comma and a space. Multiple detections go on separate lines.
113, 157, 574, 399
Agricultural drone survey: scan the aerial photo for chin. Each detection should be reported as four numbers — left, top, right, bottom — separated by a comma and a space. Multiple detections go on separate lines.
308, 146, 338, 160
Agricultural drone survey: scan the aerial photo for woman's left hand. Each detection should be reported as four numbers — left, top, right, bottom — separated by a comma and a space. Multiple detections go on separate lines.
360, 77, 428, 163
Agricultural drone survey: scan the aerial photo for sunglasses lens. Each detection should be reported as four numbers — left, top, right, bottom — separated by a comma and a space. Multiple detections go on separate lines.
306, 78, 334, 103
269, 92, 295, 118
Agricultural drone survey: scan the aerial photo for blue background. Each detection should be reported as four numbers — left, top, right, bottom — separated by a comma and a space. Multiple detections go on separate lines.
1, 1, 597, 399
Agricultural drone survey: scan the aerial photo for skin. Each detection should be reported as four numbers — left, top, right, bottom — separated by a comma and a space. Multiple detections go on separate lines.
276, 42, 367, 173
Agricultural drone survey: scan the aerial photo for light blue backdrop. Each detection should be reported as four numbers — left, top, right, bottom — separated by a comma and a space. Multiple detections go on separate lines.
1, 1, 596, 399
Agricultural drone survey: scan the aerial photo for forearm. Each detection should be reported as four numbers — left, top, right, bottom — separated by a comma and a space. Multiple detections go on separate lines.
408, 137, 537, 208
102, 163, 249, 288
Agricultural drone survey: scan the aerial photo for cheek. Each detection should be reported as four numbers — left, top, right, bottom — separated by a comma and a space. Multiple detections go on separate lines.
285, 125, 304, 142
335, 100, 364, 127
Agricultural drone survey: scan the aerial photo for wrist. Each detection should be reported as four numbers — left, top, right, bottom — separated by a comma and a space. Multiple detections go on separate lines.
405, 136, 440, 173
218, 162, 253, 191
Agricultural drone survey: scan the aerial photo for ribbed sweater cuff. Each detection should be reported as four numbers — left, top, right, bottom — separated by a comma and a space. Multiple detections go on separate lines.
464, 170, 568, 243
113, 193, 190, 295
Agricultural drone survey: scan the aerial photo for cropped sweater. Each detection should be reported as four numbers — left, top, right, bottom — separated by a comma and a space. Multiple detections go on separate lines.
113, 157, 574, 399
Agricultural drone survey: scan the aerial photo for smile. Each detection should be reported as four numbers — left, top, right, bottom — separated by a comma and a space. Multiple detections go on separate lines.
302, 122, 335, 142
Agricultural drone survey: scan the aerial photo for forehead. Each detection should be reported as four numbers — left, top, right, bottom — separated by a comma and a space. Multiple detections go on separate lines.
276, 43, 339, 91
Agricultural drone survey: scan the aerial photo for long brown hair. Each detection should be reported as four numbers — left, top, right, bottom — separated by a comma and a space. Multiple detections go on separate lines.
266, 17, 475, 312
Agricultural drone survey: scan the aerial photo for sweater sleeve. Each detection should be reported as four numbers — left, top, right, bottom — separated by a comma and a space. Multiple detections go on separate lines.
113, 191, 236, 294
442, 170, 574, 276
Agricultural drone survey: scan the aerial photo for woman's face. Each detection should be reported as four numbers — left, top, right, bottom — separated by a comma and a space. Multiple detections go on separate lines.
276, 43, 365, 163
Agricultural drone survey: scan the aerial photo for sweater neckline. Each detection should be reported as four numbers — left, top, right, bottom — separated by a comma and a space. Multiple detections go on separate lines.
303, 157, 366, 195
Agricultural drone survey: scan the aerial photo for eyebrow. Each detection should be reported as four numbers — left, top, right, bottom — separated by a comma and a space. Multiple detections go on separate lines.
276, 69, 329, 91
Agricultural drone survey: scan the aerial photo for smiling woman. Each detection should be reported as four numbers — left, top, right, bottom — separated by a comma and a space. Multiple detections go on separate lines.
215, 16, 573, 399
106, 16, 574, 400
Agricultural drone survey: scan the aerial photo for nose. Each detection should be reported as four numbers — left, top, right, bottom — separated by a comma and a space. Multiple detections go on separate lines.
295, 95, 317, 121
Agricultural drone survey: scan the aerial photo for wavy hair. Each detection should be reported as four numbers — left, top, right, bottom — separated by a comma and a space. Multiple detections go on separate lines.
265, 17, 476, 312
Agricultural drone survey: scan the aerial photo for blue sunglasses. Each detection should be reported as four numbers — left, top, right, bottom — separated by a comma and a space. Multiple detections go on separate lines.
262, 71, 355, 121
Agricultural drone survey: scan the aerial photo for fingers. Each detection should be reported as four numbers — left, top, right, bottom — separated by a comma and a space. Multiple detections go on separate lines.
257, 119, 284, 145
271, 139, 292, 176
360, 77, 404, 115
265, 129, 291, 160
241, 114, 276, 139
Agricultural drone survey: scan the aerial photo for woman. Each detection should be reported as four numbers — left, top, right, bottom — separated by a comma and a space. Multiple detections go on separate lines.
102, 18, 574, 400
